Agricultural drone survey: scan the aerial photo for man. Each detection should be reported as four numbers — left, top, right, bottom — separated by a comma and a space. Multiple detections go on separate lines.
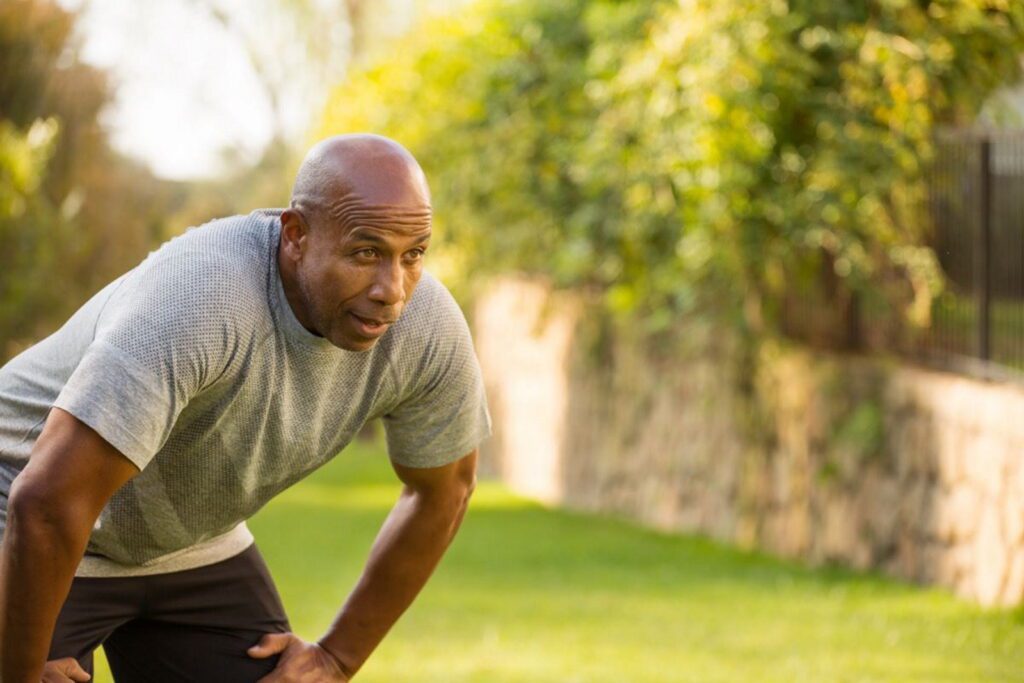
0, 134, 491, 681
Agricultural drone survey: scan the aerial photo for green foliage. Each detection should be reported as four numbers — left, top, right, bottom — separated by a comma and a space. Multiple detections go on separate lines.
320, 0, 1024, 335
0, 118, 56, 219
0, 117, 64, 344
832, 398, 885, 460
0, 0, 178, 358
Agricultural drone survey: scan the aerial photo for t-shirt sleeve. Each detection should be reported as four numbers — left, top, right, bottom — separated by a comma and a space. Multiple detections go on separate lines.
53, 250, 249, 471
383, 283, 492, 468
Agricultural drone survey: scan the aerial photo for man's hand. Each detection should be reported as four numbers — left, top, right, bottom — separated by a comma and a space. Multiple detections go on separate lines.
249, 633, 351, 682
40, 658, 91, 682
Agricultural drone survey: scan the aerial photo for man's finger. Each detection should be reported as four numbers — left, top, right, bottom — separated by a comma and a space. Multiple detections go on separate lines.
52, 658, 91, 682
248, 632, 293, 659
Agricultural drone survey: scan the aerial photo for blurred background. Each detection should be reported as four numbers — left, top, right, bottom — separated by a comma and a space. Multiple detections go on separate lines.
4, 0, 1024, 364
6, 0, 1024, 679
0, 0, 474, 358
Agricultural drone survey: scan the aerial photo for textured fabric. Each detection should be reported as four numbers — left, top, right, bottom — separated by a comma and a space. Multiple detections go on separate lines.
48, 544, 290, 680
0, 209, 491, 576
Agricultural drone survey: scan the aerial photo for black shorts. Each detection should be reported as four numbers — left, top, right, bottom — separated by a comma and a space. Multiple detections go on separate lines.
48, 544, 291, 682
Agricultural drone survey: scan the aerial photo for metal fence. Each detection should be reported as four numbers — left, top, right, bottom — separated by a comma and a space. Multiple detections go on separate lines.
926, 130, 1024, 374
781, 129, 1024, 379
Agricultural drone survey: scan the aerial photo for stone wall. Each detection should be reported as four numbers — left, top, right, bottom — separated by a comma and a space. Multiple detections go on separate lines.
474, 279, 1024, 606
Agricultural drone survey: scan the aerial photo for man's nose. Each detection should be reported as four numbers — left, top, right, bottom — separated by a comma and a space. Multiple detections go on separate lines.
368, 261, 404, 306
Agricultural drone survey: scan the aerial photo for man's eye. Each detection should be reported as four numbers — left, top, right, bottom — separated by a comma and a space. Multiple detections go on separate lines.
355, 248, 377, 259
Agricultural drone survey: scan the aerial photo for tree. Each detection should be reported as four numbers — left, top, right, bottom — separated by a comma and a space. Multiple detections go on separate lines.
0, 0, 175, 358
319, 0, 1024, 342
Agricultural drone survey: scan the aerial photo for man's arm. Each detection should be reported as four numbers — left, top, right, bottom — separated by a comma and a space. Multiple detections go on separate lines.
0, 408, 140, 683
249, 448, 478, 681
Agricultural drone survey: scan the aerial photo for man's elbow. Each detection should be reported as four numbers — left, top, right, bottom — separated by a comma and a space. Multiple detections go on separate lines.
8, 475, 48, 524
6, 476, 85, 550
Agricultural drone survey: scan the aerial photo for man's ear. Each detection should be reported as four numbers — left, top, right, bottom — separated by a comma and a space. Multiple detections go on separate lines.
279, 209, 308, 261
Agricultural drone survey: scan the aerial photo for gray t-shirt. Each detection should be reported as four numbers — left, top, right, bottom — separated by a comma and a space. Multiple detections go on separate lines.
0, 209, 491, 577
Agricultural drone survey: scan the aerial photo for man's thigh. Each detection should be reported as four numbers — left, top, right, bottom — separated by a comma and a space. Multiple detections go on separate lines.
103, 619, 280, 683
49, 574, 146, 674
104, 545, 292, 682
50, 545, 290, 681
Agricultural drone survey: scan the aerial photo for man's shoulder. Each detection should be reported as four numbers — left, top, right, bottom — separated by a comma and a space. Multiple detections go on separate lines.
156, 209, 278, 265
107, 210, 280, 336
140, 210, 275, 286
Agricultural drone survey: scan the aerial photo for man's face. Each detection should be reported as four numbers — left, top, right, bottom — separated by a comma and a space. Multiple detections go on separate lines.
292, 208, 431, 352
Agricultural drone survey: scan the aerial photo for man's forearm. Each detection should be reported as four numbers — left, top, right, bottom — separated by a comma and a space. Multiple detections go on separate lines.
0, 497, 91, 682
317, 484, 471, 677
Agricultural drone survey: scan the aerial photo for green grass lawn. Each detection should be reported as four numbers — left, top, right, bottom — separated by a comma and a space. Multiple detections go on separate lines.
91, 439, 1024, 682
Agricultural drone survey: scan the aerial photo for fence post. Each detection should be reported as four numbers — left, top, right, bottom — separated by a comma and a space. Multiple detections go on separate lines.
978, 137, 992, 362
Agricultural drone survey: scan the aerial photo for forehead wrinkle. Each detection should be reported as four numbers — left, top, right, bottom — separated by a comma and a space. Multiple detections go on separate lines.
323, 193, 432, 234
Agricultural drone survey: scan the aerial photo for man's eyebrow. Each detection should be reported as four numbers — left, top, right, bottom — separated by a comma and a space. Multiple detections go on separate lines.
347, 228, 432, 245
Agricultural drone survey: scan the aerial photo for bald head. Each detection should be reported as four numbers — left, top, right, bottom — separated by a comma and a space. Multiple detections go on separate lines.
278, 135, 434, 351
290, 134, 431, 232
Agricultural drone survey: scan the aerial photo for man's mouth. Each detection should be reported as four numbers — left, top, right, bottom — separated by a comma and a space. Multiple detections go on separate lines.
350, 312, 394, 337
